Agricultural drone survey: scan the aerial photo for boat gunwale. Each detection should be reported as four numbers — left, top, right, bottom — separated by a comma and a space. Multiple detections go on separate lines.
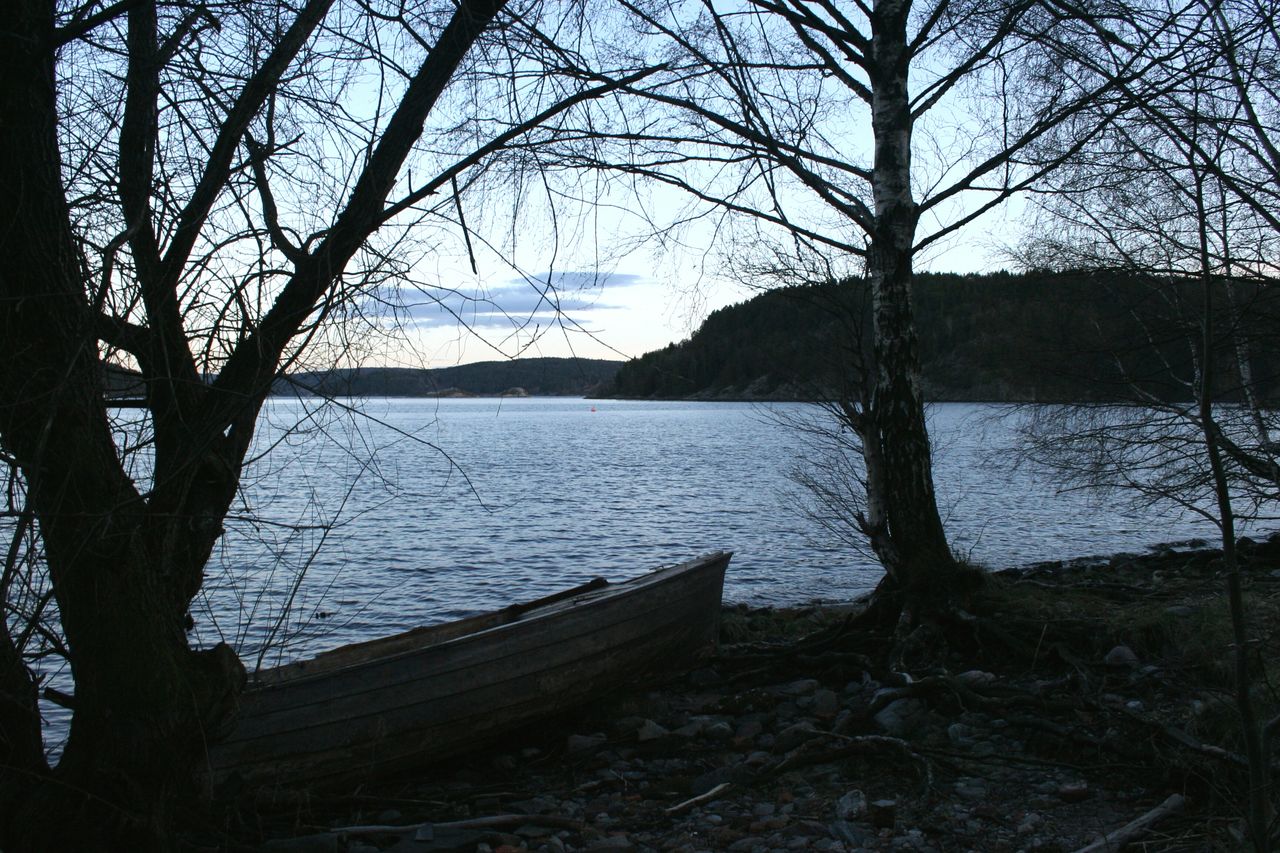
222, 564, 726, 743
248, 551, 731, 691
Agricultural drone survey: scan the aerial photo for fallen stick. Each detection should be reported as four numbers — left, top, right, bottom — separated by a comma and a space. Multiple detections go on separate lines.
665, 782, 732, 815
1111, 704, 1250, 769
332, 813, 582, 837
1071, 793, 1185, 853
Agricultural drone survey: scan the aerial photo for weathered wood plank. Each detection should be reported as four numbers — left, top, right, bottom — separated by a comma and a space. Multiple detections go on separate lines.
207, 552, 729, 787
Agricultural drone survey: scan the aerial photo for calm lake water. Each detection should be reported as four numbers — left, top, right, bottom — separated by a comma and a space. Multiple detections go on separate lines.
190, 397, 1225, 668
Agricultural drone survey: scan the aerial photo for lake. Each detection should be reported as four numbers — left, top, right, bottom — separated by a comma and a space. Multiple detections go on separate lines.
193, 397, 1225, 669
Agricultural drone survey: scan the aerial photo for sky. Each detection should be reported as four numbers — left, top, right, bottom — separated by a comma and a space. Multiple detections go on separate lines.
386, 205, 1022, 369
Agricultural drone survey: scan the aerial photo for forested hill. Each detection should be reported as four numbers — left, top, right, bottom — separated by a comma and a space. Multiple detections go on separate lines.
282, 357, 622, 397
605, 270, 1280, 402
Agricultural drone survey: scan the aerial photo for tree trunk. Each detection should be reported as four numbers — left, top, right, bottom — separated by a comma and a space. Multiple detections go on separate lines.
0, 5, 246, 848
867, 0, 967, 612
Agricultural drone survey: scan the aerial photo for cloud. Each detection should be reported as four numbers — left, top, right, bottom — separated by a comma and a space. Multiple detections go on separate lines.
374, 270, 646, 329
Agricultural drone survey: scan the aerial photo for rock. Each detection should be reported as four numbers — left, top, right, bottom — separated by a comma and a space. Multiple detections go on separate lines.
947, 722, 977, 747
955, 670, 996, 687
774, 722, 820, 752
1164, 604, 1196, 618
704, 720, 734, 741
1104, 645, 1139, 667
583, 835, 635, 851
688, 667, 723, 687
673, 720, 704, 738
774, 701, 802, 721
954, 780, 987, 801
780, 678, 820, 696
830, 820, 877, 847
691, 766, 735, 795
873, 698, 928, 736
734, 718, 765, 744
812, 689, 840, 720
868, 798, 897, 829
261, 835, 339, 853
406, 826, 487, 852
835, 789, 867, 821
568, 733, 608, 753
1057, 782, 1091, 802
517, 797, 560, 815
636, 719, 669, 741
611, 715, 646, 737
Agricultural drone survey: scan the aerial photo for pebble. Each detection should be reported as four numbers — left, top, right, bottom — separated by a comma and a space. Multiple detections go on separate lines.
774, 722, 819, 752
704, 720, 734, 741
735, 719, 765, 743
956, 670, 997, 687
836, 789, 867, 820
1057, 782, 1092, 803
636, 719, 669, 741
260, 835, 338, 853
868, 798, 898, 829
568, 733, 608, 753
812, 689, 841, 720
780, 678, 820, 696
873, 698, 928, 736
258, 589, 1222, 853
1104, 645, 1140, 667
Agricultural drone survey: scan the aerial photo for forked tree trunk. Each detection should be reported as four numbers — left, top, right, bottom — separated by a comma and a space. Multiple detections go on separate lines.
0, 10, 246, 849
865, 0, 967, 612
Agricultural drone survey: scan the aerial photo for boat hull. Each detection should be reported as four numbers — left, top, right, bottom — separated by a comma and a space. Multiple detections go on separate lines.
207, 552, 730, 788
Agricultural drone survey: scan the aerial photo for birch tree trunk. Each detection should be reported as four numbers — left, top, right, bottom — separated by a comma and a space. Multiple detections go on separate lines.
866, 0, 965, 609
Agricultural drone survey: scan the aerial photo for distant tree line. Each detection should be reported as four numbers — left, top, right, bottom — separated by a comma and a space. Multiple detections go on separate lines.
606, 270, 1280, 403
282, 357, 621, 398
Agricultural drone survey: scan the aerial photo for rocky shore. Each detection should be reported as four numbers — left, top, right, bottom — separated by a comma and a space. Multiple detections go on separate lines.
228, 535, 1280, 853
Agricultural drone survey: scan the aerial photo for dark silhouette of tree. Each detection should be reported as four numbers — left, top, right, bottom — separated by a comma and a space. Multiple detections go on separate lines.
1015, 0, 1280, 843
0, 0, 644, 846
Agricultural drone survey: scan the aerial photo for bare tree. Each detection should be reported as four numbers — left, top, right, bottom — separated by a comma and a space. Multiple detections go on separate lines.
0, 0, 644, 846
544, 0, 1168, 625
1015, 1, 1280, 843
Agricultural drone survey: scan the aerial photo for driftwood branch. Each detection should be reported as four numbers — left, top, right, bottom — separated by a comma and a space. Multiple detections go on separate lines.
332, 813, 582, 837
1071, 793, 1185, 853
665, 782, 732, 814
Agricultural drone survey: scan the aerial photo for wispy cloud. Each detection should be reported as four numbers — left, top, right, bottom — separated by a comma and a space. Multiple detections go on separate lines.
374, 270, 646, 329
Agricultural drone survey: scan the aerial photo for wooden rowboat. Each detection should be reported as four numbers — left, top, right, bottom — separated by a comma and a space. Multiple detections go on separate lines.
208, 552, 731, 788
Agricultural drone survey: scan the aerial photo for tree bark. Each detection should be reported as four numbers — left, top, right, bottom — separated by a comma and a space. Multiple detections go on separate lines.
1, 0, 515, 843
866, 0, 967, 612
0, 4, 246, 848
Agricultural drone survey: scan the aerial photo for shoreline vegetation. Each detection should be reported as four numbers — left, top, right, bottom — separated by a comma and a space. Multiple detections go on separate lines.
222, 534, 1280, 852
100, 269, 1280, 406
